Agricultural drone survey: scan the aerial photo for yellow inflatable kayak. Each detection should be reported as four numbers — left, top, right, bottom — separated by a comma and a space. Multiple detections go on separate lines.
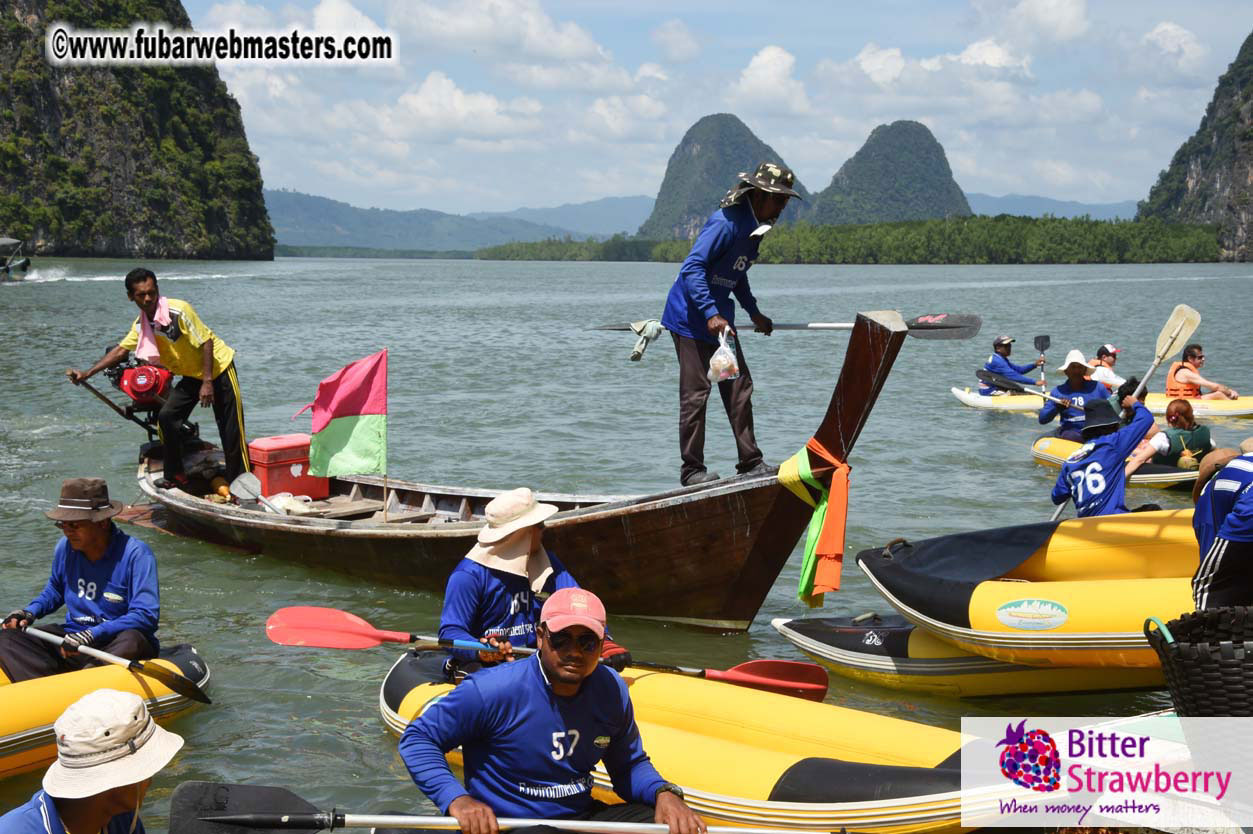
771, 614, 1163, 698
379, 652, 973, 834
0, 644, 209, 779
1031, 435, 1198, 490
857, 510, 1198, 668
1144, 393, 1253, 418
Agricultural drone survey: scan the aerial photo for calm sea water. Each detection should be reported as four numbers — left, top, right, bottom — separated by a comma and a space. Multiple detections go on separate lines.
1, 258, 1251, 826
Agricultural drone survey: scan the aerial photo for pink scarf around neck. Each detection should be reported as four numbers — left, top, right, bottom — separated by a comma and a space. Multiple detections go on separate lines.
135, 296, 171, 362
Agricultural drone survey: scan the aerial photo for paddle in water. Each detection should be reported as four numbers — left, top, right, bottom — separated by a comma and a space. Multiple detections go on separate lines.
591, 312, 981, 341
24, 626, 211, 704
266, 606, 828, 701
169, 781, 804, 834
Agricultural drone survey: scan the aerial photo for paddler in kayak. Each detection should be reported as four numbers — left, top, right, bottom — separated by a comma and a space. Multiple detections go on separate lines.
66, 268, 250, 490
439, 488, 630, 676
1124, 397, 1215, 477
1037, 350, 1110, 442
1050, 394, 1154, 518
1191, 448, 1253, 609
1166, 343, 1240, 400
0, 689, 184, 834
0, 479, 159, 682
1089, 344, 1126, 388
401, 588, 706, 834
978, 335, 1045, 395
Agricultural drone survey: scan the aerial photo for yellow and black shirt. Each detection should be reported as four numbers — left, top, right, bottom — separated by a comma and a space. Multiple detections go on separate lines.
118, 298, 235, 379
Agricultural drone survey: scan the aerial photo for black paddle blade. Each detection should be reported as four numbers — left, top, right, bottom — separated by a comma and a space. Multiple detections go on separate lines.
130, 658, 211, 704
975, 369, 1029, 394
902, 313, 981, 340
1034, 334, 1050, 353
170, 782, 325, 834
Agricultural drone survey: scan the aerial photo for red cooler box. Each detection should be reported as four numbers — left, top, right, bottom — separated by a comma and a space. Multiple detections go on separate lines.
247, 434, 329, 499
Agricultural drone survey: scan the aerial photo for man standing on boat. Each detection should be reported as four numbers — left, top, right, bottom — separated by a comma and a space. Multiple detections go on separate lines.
660, 162, 799, 486
440, 488, 630, 675
66, 267, 249, 489
0, 479, 159, 682
1166, 343, 1240, 401
978, 335, 1045, 395
401, 588, 705, 834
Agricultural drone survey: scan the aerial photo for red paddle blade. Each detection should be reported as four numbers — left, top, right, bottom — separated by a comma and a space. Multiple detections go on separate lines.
265, 606, 411, 649
706, 659, 830, 702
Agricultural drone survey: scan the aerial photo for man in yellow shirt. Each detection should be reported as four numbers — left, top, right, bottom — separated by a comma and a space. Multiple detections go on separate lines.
67, 268, 249, 488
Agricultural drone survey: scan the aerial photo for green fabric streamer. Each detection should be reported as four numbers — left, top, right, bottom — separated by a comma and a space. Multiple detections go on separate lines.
794, 449, 830, 608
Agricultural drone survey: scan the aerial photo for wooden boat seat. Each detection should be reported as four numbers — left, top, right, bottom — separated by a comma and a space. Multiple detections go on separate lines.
369, 509, 436, 524
304, 499, 385, 519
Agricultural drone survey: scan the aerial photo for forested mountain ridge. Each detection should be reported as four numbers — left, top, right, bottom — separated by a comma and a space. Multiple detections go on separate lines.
1137, 29, 1253, 261
0, 0, 273, 258
637, 113, 810, 240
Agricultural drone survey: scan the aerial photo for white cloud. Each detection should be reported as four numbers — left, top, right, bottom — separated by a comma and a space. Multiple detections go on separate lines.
313, 0, 386, 34
1007, 0, 1088, 42
1034, 88, 1103, 123
956, 38, 1030, 70
1143, 22, 1208, 75
202, 0, 278, 31
635, 63, 668, 83
500, 61, 635, 93
728, 46, 811, 115
340, 72, 544, 141
586, 94, 667, 138
651, 19, 699, 63
855, 44, 905, 86
388, 0, 608, 62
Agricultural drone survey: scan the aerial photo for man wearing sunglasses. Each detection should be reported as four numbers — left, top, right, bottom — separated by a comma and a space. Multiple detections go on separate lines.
401, 588, 705, 834
0, 478, 159, 682
1166, 343, 1240, 400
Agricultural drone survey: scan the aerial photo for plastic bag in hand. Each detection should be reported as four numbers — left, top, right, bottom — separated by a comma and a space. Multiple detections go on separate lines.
707, 329, 740, 383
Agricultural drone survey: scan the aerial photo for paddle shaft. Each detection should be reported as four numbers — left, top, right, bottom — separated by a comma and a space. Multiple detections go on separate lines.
593, 312, 979, 340
24, 626, 211, 704
975, 370, 1067, 404
1033, 335, 1050, 385
200, 812, 796, 834
1131, 305, 1200, 401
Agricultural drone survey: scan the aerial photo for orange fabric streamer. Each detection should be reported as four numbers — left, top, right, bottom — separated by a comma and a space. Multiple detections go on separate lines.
805, 437, 851, 594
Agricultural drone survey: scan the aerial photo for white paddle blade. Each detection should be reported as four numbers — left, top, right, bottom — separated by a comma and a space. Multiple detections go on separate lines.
229, 472, 263, 500
1155, 304, 1201, 360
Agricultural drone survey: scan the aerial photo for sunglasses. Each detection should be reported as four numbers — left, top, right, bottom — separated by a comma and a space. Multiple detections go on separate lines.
546, 629, 601, 654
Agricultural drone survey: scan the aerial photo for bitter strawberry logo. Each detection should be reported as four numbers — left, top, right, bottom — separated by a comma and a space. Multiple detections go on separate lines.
997, 720, 1061, 792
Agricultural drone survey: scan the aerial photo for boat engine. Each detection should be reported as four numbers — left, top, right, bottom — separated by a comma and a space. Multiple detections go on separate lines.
116, 364, 173, 407
99, 354, 199, 453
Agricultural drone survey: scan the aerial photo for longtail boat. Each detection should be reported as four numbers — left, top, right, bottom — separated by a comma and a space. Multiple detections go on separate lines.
126, 311, 909, 630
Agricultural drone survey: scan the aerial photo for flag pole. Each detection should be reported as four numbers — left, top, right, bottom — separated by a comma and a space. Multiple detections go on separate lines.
383, 348, 389, 523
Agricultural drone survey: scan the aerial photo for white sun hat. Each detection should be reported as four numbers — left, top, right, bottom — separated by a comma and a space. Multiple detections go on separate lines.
1057, 349, 1095, 372
476, 487, 559, 544
42, 689, 184, 799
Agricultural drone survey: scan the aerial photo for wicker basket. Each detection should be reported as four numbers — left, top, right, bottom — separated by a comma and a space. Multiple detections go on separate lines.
1145, 608, 1253, 716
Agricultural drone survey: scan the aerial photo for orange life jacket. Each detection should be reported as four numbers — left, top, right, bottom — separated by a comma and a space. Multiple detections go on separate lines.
1165, 361, 1201, 398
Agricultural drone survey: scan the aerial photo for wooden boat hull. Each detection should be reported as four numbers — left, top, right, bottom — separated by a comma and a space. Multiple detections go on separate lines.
129, 310, 911, 631
857, 510, 1200, 668
1032, 434, 1197, 490
379, 651, 972, 833
771, 614, 1164, 697
0, 644, 209, 780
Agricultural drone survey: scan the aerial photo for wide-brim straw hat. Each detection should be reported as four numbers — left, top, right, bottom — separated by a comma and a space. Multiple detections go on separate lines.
44, 477, 123, 522
1057, 349, 1095, 372
477, 487, 558, 544
43, 689, 184, 799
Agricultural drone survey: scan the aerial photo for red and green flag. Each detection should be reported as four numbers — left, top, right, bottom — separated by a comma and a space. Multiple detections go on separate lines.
295, 349, 388, 477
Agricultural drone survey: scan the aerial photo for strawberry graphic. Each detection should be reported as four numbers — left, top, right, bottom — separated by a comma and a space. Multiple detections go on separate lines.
996, 720, 1060, 792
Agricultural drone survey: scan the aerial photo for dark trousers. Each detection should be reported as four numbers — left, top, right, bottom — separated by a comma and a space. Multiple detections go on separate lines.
672, 333, 762, 483
375, 801, 656, 834
1193, 537, 1253, 609
160, 363, 250, 481
0, 625, 155, 683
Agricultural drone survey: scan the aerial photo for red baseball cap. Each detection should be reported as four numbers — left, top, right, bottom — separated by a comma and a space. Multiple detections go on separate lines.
1096, 343, 1121, 358
540, 588, 606, 639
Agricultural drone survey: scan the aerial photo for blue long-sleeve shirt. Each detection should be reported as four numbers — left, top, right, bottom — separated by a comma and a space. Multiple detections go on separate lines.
0, 790, 143, 834
399, 655, 666, 818
439, 552, 580, 662
660, 201, 763, 344
1038, 379, 1111, 435
26, 524, 160, 651
979, 353, 1040, 395
1195, 455, 1253, 556
1051, 403, 1154, 517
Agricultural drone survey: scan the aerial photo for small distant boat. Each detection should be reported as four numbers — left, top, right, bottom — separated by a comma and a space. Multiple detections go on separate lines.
1031, 434, 1198, 491
0, 237, 30, 282
953, 385, 1253, 418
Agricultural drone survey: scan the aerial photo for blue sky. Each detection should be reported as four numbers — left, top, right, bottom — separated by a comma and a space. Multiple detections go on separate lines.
181, 0, 1252, 215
